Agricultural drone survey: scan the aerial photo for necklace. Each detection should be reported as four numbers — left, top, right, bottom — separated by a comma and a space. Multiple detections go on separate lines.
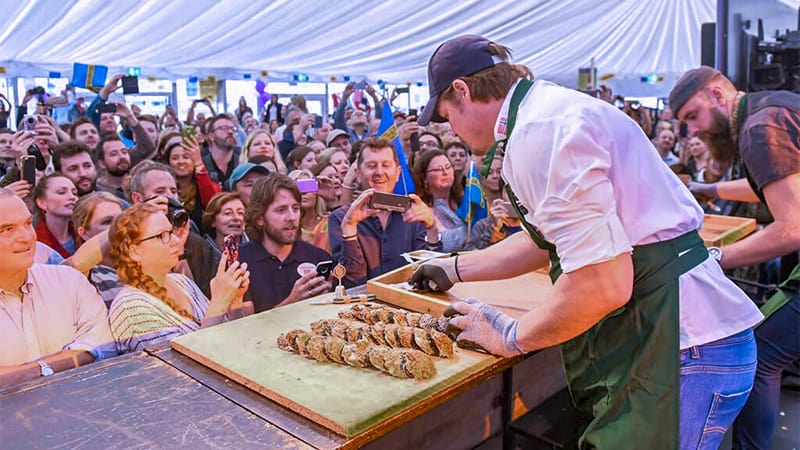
729, 91, 746, 145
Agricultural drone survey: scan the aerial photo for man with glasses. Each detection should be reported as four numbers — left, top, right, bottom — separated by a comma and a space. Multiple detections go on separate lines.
418, 132, 443, 152
202, 114, 241, 185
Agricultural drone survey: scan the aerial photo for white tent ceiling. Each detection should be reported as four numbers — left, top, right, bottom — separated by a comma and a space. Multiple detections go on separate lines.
0, 0, 795, 97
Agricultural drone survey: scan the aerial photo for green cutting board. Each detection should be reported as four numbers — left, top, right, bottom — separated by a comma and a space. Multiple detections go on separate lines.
171, 295, 499, 437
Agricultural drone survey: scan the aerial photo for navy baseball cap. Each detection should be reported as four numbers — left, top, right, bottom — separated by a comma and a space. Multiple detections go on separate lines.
418, 35, 500, 126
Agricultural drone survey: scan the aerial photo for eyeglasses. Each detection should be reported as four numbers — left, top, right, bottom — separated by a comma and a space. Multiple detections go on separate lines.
426, 164, 453, 174
213, 125, 238, 133
137, 229, 175, 245
420, 141, 441, 150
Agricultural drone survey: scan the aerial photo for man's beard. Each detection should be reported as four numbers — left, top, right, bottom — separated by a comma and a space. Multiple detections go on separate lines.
106, 165, 130, 177
699, 108, 738, 164
76, 178, 96, 196
263, 220, 297, 246
214, 135, 235, 151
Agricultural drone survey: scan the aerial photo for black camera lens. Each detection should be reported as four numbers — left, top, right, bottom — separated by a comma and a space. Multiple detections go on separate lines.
169, 210, 190, 228
165, 197, 190, 228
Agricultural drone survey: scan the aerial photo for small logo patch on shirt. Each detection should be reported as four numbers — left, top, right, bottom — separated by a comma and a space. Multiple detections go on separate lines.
497, 117, 508, 136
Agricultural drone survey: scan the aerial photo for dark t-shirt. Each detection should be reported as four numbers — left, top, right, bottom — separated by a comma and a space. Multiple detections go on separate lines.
238, 239, 331, 313
739, 91, 800, 202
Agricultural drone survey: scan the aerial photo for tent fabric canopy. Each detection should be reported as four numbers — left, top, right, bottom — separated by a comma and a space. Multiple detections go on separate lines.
0, 0, 719, 96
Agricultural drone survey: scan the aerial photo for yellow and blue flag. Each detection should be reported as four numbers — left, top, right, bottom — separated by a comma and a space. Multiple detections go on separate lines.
456, 160, 487, 225
71, 63, 108, 91
378, 102, 415, 195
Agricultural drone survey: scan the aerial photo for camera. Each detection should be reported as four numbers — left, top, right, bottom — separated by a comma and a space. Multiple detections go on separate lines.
166, 197, 190, 228
22, 115, 38, 132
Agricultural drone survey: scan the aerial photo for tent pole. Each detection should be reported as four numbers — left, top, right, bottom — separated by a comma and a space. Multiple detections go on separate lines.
716, 0, 729, 74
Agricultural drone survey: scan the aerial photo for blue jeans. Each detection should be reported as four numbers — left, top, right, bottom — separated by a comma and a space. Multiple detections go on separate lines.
680, 329, 757, 449
733, 293, 800, 449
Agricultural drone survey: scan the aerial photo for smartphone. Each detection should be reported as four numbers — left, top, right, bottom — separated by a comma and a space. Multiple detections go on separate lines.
223, 234, 239, 269
500, 201, 519, 218
96, 103, 117, 114
410, 132, 420, 153
354, 80, 366, 90
316, 260, 335, 280
408, 108, 418, 117
314, 114, 323, 128
296, 178, 319, 194
181, 125, 196, 142
369, 192, 411, 213
21, 155, 36, 188
121, 76, 139, 95
679, 122, 689, 139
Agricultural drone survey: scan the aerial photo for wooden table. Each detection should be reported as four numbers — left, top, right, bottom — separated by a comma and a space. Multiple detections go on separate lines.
0, 344, 565, 449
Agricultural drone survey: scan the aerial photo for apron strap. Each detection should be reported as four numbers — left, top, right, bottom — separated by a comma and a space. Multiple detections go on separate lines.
758, 262, 800, 325
630, 231, 708, 298
480, 79, 534, 178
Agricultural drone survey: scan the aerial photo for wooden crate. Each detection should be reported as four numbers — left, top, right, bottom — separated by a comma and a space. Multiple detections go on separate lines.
699, 214, 756, 247
367, 264, 554, 319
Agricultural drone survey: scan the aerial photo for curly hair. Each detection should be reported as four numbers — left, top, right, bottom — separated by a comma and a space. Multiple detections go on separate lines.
109, 203, 193, 319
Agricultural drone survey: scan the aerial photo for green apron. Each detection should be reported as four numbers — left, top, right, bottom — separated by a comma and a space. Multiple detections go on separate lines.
496, 80, 708, 449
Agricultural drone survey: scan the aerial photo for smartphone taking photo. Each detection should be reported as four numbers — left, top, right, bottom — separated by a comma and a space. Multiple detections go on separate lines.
296, 178, 319, 194
223, 234, 239, 270
21, 155, 36, 188
369, 192, 411, 213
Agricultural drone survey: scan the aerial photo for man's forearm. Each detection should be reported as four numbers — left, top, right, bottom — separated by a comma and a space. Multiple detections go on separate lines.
458, 232, 550, 282
722, 221, 800, 269
716, 178, 760, 202
0, 350, 94, 388
516, 253, 633, 351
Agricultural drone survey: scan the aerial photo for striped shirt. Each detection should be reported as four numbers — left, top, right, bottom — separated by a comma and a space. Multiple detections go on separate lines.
109, 274, 209, 354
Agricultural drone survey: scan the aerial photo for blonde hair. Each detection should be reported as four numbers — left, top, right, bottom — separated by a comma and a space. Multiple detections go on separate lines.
288, 169, 327, 218
241, 130, 288, 173
109, 203, 193, 319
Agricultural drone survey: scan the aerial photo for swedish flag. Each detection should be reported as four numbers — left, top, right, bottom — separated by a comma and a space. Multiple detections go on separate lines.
377, 102, 415, 195
71, 63, 108, 92
456, 161, 487, 226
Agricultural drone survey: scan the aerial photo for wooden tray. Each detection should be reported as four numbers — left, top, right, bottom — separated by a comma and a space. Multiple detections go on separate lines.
367, 264, 555, 319
171, 295, 501, 438
699, 214, 756, 247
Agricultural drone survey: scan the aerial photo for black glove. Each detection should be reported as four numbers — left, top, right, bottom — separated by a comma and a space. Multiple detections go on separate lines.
688, 181, 719, 200
408, 257, 460, 292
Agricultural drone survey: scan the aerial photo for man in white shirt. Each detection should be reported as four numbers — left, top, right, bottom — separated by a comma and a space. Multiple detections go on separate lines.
410, 35, 762, 449
0, 188, 115, 388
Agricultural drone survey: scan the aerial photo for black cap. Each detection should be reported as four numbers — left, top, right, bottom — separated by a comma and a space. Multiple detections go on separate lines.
418, 35, 498, 126
668, 66, 721, 117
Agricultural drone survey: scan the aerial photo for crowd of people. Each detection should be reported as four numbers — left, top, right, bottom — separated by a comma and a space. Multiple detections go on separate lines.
0, 57, 795, 447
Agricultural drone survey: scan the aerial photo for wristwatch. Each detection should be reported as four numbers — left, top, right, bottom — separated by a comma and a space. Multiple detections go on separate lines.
425, 232, 443, 245
36, 360, 54, 377
707, 246, 723, 263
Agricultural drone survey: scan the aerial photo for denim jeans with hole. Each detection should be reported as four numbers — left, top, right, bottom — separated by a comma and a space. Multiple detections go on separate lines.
680, 329, 757, 449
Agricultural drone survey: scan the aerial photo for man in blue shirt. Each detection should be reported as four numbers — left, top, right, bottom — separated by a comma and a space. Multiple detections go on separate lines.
329, 137, 442, 287
240, 174, 332, 312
